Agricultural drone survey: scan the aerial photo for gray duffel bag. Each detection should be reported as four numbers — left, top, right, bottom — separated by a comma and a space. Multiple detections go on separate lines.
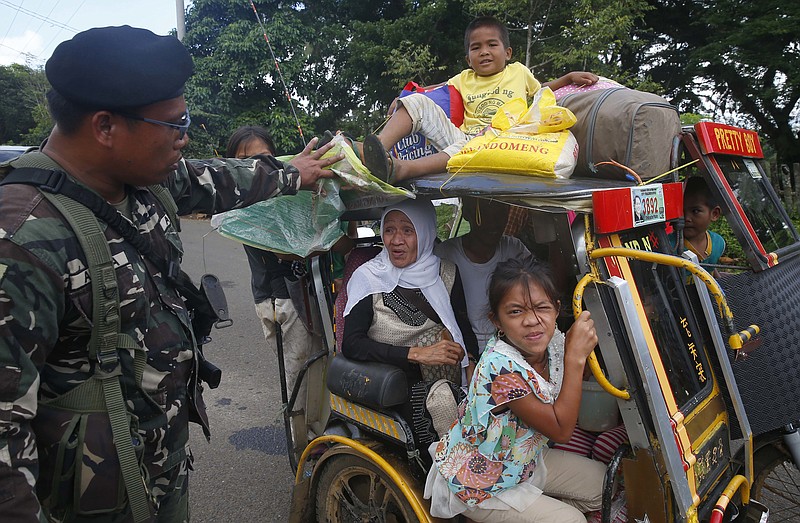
560, 87, 681, 180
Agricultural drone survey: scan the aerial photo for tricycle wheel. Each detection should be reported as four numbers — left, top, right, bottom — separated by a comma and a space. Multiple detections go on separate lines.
751, 443, 800, 521
314, 454, 419, 523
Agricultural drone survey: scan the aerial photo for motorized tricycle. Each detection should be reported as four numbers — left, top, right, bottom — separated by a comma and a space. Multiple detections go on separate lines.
281, 121, 800, 522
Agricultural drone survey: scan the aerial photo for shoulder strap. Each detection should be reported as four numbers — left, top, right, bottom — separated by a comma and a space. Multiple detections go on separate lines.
148, 182, 181, 233
2, 168, 154, 254
2, 167, 182, 281
396, 286, 441, 324
1, 167, 152, 522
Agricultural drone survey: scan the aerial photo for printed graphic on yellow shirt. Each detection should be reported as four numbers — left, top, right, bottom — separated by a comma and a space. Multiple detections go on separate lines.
450, 63, 541, 135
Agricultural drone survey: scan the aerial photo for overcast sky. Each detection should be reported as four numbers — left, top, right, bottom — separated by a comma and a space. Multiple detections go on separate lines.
0, 0, 191, 67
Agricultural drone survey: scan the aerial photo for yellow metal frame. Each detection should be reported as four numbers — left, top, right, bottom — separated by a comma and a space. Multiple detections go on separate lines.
574, 246, 759, 401
575, 240, 758, 518
329, 394, 406, 442
709, 475, 750, 523
295, 435, 434, 523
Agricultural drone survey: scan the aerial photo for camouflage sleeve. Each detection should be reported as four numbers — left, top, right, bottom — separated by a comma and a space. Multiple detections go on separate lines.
0, 240, 65, 522
166, 155, 301, 216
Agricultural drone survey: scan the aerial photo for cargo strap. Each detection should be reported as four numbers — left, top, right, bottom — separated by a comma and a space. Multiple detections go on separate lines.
1, 163, 159, 522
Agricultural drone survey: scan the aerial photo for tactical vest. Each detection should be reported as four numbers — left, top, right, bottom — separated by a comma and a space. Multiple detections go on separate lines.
0, 153, 183, 522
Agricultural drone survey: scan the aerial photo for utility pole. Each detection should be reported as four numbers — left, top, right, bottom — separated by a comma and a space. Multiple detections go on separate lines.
175, 0, 186, 41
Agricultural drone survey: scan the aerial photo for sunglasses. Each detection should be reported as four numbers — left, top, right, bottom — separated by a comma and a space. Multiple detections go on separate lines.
118, 109, 192, 139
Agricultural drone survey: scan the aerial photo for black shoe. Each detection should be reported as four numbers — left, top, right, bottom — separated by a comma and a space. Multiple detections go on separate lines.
316, 130, 335, 149
363, 134, 395, 183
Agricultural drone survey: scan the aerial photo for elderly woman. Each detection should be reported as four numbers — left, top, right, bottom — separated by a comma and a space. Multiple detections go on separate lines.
342, 198, 478, 436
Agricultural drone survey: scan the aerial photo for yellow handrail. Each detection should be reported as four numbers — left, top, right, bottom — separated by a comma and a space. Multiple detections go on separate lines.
573, 273, 631, 400
588, 248, 757, 352
295, 435, 433, 523
573, 248, 759, 399
709, 474, 750, 523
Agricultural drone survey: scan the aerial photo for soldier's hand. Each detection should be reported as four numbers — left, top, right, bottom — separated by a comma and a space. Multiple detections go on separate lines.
289, 137, 344, 189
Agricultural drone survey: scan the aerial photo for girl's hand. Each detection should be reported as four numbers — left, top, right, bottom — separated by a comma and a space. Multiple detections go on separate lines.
408, 340, 464, 366
564, 310, 598, 364
508, 311, 597, 443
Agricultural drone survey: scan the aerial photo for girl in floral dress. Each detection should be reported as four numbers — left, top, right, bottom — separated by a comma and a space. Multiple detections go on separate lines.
425, 256, 606, 522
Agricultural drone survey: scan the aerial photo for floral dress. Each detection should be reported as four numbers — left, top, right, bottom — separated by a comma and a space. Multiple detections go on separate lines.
424, 331, 565, 518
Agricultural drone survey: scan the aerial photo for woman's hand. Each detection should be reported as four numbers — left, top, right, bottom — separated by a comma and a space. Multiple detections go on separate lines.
564, 310, 598, 365
408, 340, 464, 366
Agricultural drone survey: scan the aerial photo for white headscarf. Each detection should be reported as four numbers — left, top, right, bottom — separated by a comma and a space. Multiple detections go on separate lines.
344, 198, 466, 353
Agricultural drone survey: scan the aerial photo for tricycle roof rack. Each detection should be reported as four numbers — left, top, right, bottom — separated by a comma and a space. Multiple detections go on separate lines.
408, 171, 634, 212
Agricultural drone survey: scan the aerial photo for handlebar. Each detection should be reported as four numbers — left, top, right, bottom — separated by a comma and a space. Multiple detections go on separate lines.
729, 325, 760, 351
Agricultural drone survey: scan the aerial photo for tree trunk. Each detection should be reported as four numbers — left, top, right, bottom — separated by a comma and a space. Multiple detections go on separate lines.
526, 21, 532, 68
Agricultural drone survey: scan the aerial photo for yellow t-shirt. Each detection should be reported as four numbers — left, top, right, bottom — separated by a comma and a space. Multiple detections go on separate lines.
448, 62, 541, 135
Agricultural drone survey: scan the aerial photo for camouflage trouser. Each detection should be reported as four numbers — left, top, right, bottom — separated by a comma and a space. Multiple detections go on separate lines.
50, 457, 190, 523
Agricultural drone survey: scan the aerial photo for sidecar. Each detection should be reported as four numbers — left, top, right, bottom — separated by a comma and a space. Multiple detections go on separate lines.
283, 122, 799, 522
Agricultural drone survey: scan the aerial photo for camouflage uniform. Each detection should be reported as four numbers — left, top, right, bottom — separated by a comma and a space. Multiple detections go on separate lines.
0, 152, 301, 522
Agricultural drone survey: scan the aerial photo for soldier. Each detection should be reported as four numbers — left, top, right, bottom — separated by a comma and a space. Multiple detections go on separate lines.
0, 26, 341, 522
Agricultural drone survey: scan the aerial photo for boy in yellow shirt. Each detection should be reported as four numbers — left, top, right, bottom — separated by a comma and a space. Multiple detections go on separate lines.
362, 16, 598, 183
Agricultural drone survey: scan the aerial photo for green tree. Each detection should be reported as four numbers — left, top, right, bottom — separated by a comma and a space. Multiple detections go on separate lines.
644, 1, 800, 168
181, 0, 472, 153
182, 0, 295, 156
0, 63, 49, 145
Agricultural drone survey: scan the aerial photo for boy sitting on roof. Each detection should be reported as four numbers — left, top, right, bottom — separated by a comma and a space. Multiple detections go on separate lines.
359, 16, 597, 184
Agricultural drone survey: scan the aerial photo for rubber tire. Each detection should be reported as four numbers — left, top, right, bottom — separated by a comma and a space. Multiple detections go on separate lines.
314, 454, 419, 523
751, 443, 800, 522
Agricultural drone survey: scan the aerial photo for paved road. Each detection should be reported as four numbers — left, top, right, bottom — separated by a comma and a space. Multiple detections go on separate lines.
180, 217, 295, 522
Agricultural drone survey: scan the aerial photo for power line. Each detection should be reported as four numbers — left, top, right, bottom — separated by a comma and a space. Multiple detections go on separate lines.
41, 0, 85, 57
0, 0, 21, 45
0, 41, 44, 64
0, 0, 79, 33
22, 0, 63, 57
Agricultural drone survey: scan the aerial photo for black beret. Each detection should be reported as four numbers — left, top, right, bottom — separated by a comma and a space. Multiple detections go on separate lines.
46, 25, 193, 109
